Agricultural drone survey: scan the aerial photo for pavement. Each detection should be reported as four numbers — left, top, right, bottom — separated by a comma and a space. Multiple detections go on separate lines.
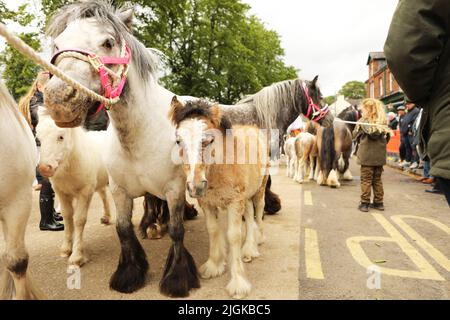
300, 159, 449, 300
1, 159, 449, 300
0, 168, 301, 300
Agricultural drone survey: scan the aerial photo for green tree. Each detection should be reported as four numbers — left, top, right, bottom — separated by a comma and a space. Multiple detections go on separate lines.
339, 81, 366, 100
323, 96, 336, 106
0, 4, 42, 99
44, 0, 297, 104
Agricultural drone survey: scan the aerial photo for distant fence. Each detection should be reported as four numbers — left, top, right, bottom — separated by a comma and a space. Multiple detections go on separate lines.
387, 129, 400, 156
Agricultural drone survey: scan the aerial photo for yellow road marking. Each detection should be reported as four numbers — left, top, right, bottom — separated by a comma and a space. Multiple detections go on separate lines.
392, 215, 450, 272
347, 213, 444, 281
304, 191, 313, 206
304, 228, 324, 279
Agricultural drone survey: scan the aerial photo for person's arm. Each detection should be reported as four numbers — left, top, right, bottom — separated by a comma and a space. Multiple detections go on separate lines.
384, 0, 450, 106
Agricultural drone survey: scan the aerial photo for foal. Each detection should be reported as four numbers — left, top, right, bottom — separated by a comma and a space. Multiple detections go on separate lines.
170, 97, 269, 299
294, 132, 318, 184
37, 111, 112, 266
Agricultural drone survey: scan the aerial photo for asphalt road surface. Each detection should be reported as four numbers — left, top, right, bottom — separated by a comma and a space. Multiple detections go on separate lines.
1, 159, 448, 300
300, 160, 449, 300
0, 167, 301, 300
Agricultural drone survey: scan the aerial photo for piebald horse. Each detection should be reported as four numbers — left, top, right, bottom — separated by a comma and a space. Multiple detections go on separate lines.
0, 81, 41, 299
43, 1, 325, 296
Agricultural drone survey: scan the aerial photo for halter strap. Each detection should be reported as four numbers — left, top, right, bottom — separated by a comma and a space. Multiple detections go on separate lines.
50, 43, 132, 113
301, 81, 329, 122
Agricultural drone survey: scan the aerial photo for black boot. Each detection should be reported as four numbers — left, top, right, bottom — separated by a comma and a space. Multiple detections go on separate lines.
370, 203, 385, 211
358, 202, 370, 213
39, 195, 64, 231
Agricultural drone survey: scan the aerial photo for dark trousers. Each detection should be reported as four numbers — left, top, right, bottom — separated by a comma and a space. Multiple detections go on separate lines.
361, 166, 384, 204
40, 179, 54, 199
403, 134, 419, 163
399, 136, 407, 161
437, 178, 450, 207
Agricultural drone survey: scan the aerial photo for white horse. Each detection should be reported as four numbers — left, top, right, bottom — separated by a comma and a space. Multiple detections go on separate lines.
36, 110, 112, 267
0, 80, 42, 299
284, 137, 298, 179
43, 1, 326, 296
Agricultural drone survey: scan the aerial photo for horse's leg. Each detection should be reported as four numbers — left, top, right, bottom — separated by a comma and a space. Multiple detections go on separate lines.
308, 155, 315, 181
58, 192, 74, 258
327, 152, 341, 188
1, 190, 42, 299
226, 201, 251, 299
342, 150, 354, 181
160, 178, 199, 297
242, 200, 260, 263
68, 192, 93, 266
264, 175, 281, 215
199, 204, 226, 279
98, 187, 111, 225
285, 154, 290, 177
110, 185, 148, 293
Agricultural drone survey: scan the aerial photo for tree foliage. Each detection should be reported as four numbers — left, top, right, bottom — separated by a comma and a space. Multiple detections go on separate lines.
338, 81, 366, 100
323, 96, 336, 106
0, 4, 42, 100
4, 0, 298, 104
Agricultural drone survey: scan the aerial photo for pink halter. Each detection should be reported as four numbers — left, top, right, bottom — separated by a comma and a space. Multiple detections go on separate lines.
301, 81, 329, 123
50, 43, 132, 113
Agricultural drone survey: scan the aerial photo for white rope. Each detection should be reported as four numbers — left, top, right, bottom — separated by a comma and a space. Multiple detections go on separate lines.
0, 22, 120, 106
334, 118, 389, 128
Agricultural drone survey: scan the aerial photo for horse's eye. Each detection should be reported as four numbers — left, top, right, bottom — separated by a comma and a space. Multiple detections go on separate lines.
103, 39, 115, 50
58, 135, 64, 141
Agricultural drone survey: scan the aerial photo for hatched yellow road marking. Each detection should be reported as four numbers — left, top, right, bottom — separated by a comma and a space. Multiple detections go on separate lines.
347, 213, 444, 281
304, 191, 313, 206
304, 228, 324, 279
392, 215, 450, 273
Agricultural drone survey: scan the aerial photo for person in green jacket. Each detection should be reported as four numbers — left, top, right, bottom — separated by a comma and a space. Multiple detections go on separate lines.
384, 0, 450, 206
354, 99, 391, 213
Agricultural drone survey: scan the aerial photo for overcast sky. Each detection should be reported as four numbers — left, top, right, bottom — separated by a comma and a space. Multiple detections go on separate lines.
243, 0, 399, 96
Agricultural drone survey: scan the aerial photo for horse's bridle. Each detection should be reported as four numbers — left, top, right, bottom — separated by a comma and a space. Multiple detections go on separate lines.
50, 42, 132, 112
301, 81, 329, 122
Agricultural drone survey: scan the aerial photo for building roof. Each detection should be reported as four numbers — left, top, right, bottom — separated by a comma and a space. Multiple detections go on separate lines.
367, 52, 386, 65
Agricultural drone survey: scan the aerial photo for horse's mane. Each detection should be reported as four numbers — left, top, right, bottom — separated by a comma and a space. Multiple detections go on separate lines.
238, 79, 305, 130
46, 1, 160, 83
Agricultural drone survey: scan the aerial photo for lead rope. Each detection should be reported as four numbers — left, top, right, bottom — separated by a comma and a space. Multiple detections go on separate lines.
0, 22, 121, 107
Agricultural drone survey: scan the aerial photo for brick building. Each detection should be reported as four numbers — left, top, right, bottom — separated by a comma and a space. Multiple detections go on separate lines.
365, 52, 404, 109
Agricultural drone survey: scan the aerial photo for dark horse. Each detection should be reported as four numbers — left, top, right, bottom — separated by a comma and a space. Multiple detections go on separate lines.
338, 105, 362, 132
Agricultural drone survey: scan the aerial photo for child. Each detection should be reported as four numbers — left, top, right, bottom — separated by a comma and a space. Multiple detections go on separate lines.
353, 99, 391, 212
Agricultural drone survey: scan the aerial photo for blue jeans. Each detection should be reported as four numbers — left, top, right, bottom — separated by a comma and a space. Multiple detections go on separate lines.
423, 160, 431, 179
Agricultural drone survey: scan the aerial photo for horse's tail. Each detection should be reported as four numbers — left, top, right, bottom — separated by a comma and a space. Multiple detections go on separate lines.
0, 262, 44, 300
320, 126, 336, 174
264, 175, 281, 215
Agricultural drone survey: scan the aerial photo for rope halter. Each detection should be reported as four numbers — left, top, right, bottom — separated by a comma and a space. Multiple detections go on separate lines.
301, 81, 329, 123
50, 42, 132, 112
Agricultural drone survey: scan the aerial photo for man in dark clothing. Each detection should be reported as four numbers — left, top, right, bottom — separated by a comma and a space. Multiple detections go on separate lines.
397, 106, 407, 164
385, 0, 450, 206
401, 103, 420, 167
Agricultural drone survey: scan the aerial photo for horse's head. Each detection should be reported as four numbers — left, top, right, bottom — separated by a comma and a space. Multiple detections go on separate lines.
169, 97, 231, 198
296, 76, 331, 125
44, 1, 135, 128
36, 109, 75, 177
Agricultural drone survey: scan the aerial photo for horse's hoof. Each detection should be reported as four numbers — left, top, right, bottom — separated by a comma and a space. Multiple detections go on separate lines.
199, 260, 226, 279
227, 276, 251, 299
242, 245, 260, 263
60, 247, 72, 258
100, 216, 111, 225
146, 224, 163, 240
110, 260, 148, 294
68, 255, 88, 267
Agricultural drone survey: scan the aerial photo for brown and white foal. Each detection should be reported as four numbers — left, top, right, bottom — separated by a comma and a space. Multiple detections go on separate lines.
170, 97, 269, 299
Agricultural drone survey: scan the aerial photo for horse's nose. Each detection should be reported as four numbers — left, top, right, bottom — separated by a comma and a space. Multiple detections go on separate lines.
186, 180, 208, 198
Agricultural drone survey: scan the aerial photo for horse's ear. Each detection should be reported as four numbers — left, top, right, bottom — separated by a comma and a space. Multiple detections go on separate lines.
118, 8, 134, 30
169, 96, 184, 126
311, 75, 319, 89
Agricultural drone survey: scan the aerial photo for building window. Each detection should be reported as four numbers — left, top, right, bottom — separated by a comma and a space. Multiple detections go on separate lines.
370, 62, 373, 77
370, 82, 375, 98
389, 73, 393, 92
379, 78, 383, 97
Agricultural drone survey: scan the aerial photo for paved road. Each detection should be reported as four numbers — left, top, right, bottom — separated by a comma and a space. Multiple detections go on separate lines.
300, 159, 450, 300
0, 169, 301, 300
